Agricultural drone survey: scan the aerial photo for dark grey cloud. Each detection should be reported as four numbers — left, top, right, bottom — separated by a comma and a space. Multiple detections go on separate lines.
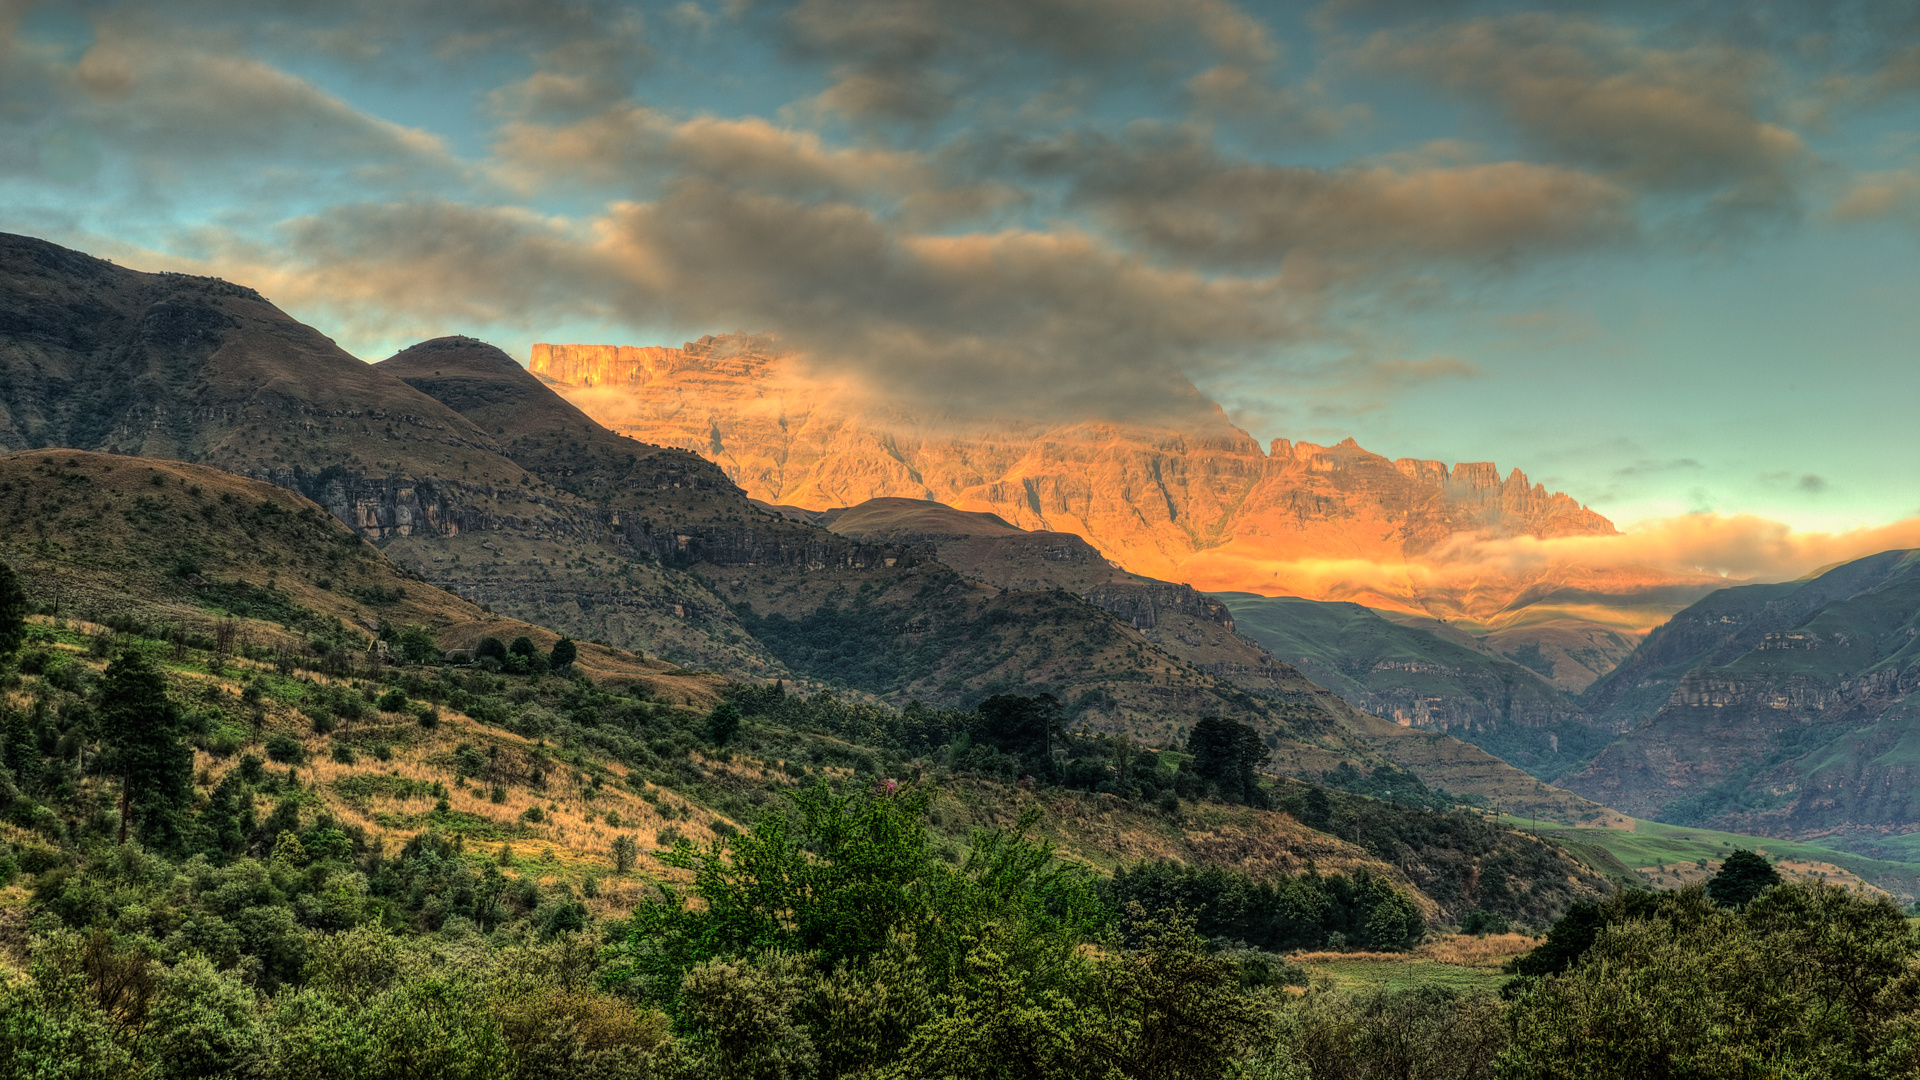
612, 176, 1301, 421
200, 183, 1303, 424
1356, 13, 1809, 216
775, 0, 1280, 125
1012, 126, 1634, 270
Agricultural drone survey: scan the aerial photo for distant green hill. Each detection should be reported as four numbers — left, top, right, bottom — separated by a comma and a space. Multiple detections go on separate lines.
1563, 548, 1920, 848
1216, 593, 1608, 780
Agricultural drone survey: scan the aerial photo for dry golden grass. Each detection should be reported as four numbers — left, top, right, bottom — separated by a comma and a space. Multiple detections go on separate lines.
1288, 949, 1412, 965
176, 666, 745, 891
1414, 933, 1541, 968
1636, 856, 1888, 897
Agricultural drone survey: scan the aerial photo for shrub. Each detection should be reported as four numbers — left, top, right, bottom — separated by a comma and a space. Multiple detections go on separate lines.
264, 733, 306, 766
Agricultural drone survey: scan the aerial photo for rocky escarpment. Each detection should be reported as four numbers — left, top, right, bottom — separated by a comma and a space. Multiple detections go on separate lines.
531, 334, 1614, 574
529, 333, 1725, 693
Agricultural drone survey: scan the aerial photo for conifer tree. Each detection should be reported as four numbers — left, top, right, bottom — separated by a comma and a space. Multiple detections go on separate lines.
0, 557, 27, 657
96, 649, 194, 849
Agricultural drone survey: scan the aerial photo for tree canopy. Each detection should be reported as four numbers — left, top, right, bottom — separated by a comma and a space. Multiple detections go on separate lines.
1707, 849, 1783, 907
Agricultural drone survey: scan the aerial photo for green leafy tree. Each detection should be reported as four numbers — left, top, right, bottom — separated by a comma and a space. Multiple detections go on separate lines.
974, 694, 1066, 780
678, 953, 819, 1080
96, 650, 194, 850
0, 557, 28, 657
614, 782, 1105, 1007
548, 637, 577, 671
475, 637, 509, 667
506, 636, 548, 675
705, 701, 742, 746
393, 625, 441, 666
1707, 849, 1782, 907
1301, 787, 1333, 830
611, 834, 637, 875
1497, 882, 1920, 1079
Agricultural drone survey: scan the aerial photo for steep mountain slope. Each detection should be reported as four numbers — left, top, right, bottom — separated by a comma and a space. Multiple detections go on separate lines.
530, 335, 1729, 692
1579, 550, 1918, 730
0, 234, 759, 672
1563, 549, 1920, 848
1218, 593, 1603, 780
0, 448, 718, 700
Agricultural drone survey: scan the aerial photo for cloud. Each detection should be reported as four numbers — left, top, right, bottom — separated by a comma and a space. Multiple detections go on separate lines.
1176, 510, 1920, 628
1616, 458, 1702, 478
1015, 126, 1633, 270
601, 177, 1300, 420
1357, 14, 1808, 215
72, 42, 453, 173
781, 0, 1279, 123
1832, 167, 1920, 222
0, 19, 458, 199
169, 183, 1303, 424
177, 203, 622, 346
1185, 64, 1366, 142
493, 104, 1022, 227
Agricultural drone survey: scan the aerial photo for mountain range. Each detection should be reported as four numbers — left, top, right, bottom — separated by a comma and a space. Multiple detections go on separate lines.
0, 231, 1616, 824
530, 336, 1726, 692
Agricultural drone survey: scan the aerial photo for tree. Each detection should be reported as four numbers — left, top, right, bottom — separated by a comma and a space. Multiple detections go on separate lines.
1185, 717, 1269, 805
393, 625, 441, 666
705, 702, 742, 746
1302, 786, 1334, 829
475, 637, 509, 667
1707, 849, 1783, 907
612, 834, 637, 875
973, 694, 1066, 780
548, 638, 577, 671
0, 557, 27, 657
508, 636, 548, 676
96, 649, 195, 849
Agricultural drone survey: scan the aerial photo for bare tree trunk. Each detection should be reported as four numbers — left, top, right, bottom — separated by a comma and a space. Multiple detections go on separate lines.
118, 783, 129, 845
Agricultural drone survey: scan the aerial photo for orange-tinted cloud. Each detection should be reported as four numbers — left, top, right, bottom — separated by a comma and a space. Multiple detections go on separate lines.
1179, 511, 1920, 631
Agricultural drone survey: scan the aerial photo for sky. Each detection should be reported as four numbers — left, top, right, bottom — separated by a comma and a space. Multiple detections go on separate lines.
4, 0, 1920, 556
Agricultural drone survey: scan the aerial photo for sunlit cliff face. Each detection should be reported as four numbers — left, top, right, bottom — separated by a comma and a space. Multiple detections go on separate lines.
522, 336, 1717, 687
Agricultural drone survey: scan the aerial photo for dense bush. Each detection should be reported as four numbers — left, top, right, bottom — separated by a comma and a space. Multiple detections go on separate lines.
1106, 859, 1428, 953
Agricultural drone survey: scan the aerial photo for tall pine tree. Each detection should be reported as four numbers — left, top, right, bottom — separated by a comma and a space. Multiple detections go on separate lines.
0, 557, 27, 657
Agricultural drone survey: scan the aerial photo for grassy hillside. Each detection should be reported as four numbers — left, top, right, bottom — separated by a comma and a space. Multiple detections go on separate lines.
1218, 593, 1604, 780
1534, 818, 1920, 901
